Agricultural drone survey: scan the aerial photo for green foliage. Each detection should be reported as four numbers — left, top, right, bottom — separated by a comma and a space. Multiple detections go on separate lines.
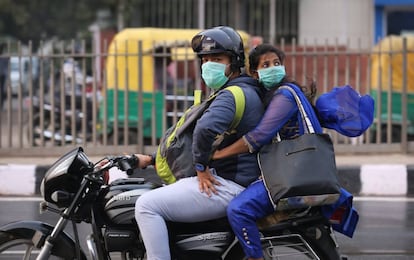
0, 0, 118, 50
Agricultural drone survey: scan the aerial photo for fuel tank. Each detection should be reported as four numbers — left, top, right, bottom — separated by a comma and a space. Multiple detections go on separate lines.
104, 178, 153, 224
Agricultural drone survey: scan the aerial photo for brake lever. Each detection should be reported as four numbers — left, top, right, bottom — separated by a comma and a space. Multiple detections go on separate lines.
94, 160, 112, 172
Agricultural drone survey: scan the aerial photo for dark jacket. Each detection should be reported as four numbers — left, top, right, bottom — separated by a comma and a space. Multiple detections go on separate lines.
192, 74, 265, 187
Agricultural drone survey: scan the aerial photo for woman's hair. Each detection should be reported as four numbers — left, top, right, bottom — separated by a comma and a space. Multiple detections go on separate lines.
249, 43, 317, 106
248, 44, 285, 75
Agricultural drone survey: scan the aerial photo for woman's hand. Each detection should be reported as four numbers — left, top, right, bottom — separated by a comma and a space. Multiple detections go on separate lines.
212, 150, 222, 160
211, 137, 250, 160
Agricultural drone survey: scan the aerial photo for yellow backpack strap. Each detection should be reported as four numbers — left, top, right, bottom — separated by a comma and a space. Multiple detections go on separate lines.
210, 85, 246, 151
156, 91, 219, 184
226, 86, 246, 130
193, 89, 202, 105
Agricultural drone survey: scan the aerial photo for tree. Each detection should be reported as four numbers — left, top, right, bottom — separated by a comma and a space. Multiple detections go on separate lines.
0, 0, 118, 51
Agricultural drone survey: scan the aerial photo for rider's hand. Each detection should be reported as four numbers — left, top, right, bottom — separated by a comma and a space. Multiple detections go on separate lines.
196, 167, 221, 197
134, 154, 154, 169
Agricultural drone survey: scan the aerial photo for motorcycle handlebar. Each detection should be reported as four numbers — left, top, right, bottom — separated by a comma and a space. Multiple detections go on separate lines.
117, 155, 139, 175
99, 154, 139, 176
93, 154, 139, 179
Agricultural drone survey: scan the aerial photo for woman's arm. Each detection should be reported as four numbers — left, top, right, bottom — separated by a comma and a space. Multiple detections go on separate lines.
213, 90, 297, 160
213, 137, 249, 159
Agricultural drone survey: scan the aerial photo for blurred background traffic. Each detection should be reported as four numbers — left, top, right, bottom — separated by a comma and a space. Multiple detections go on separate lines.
0, 0, 413, 157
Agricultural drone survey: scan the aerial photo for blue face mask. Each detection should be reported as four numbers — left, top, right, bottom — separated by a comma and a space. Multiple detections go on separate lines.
258, 65, 286, 89
201, 62, 229, 90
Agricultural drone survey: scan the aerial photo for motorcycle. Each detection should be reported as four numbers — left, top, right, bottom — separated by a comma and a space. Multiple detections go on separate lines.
0, 147, 349, 259
28, 92, 95, 146
27, 58, 98, 146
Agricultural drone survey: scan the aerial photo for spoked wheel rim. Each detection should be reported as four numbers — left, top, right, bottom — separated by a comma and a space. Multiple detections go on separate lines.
0, 238, 37, 260
0, 237, 66, 260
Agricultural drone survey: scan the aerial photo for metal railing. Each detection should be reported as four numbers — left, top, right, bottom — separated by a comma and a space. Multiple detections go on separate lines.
0, 37, 413, 157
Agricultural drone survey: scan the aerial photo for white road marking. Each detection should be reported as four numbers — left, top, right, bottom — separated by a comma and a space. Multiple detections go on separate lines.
360, 164, 407, 196
0, 164, 37, 195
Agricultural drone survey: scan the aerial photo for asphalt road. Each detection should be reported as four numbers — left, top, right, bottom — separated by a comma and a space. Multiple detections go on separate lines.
0, 197, 414, 259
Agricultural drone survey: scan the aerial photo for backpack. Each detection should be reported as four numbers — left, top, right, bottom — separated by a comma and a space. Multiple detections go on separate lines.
155, 86, 246, 184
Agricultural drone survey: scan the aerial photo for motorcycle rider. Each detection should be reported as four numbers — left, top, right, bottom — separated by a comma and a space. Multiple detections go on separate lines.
213, 44, 318, 260
134, 26, 265, 260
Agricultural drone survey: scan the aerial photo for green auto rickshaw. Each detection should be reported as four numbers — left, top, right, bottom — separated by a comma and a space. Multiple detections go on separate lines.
99, 27, 251, 145
370, 35, 414, 142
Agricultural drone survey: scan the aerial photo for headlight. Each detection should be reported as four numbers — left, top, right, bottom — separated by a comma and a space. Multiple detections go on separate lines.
40, 179, 45, 198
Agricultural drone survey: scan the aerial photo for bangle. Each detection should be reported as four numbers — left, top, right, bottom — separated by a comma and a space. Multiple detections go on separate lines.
242, 136, 255, 153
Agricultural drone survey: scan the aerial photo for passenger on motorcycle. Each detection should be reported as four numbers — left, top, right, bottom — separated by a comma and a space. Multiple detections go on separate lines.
213, 44, 318, 260
134, 26, 265, 260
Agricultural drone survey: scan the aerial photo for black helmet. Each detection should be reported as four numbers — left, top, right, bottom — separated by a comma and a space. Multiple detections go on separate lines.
191, 26, 245, 69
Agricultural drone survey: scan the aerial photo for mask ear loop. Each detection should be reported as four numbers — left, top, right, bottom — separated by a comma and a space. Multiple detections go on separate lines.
226, 63, 234, 79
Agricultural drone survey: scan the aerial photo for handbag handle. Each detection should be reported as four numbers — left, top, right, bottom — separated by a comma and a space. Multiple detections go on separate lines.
279, 85, 315, 134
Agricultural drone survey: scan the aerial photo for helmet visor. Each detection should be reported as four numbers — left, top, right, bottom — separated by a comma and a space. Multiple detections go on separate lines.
192, 35, 227, 55
191, 35, 204, 53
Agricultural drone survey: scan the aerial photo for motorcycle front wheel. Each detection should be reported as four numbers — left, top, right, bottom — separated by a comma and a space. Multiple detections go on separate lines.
0, 231, 55, 259
0, 231, 81, 260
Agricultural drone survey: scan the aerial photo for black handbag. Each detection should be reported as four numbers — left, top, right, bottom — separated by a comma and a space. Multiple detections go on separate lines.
258, 86, 341, 210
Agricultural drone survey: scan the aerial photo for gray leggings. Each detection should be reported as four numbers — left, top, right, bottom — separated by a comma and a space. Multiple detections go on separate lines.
135, 174, 244, 260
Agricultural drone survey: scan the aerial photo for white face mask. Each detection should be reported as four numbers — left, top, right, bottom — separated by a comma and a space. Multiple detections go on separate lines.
201, 62, 229, 89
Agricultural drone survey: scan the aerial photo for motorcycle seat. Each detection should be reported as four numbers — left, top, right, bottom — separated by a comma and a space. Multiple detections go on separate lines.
257, 207, 323, 231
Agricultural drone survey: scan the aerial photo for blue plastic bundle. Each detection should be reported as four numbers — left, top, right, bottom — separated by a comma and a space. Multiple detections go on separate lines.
316, 85, 374, 137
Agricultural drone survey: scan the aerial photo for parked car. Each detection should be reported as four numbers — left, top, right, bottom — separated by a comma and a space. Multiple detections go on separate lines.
9, 56, 39, 96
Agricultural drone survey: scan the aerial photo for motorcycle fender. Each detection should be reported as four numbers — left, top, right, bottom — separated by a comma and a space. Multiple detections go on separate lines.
303, 222, 341, 259
1, 220, 87, 259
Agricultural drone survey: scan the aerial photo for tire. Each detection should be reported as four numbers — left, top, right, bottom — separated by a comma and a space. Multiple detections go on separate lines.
261, 238, 318, 259
0, 226, 87, 260
0, 230, 66, 260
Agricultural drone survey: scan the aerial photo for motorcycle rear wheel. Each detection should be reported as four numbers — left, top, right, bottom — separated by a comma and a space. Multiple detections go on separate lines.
261, 242, 317, 259
226, 238, 320, 260
260, 233, 342, 260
